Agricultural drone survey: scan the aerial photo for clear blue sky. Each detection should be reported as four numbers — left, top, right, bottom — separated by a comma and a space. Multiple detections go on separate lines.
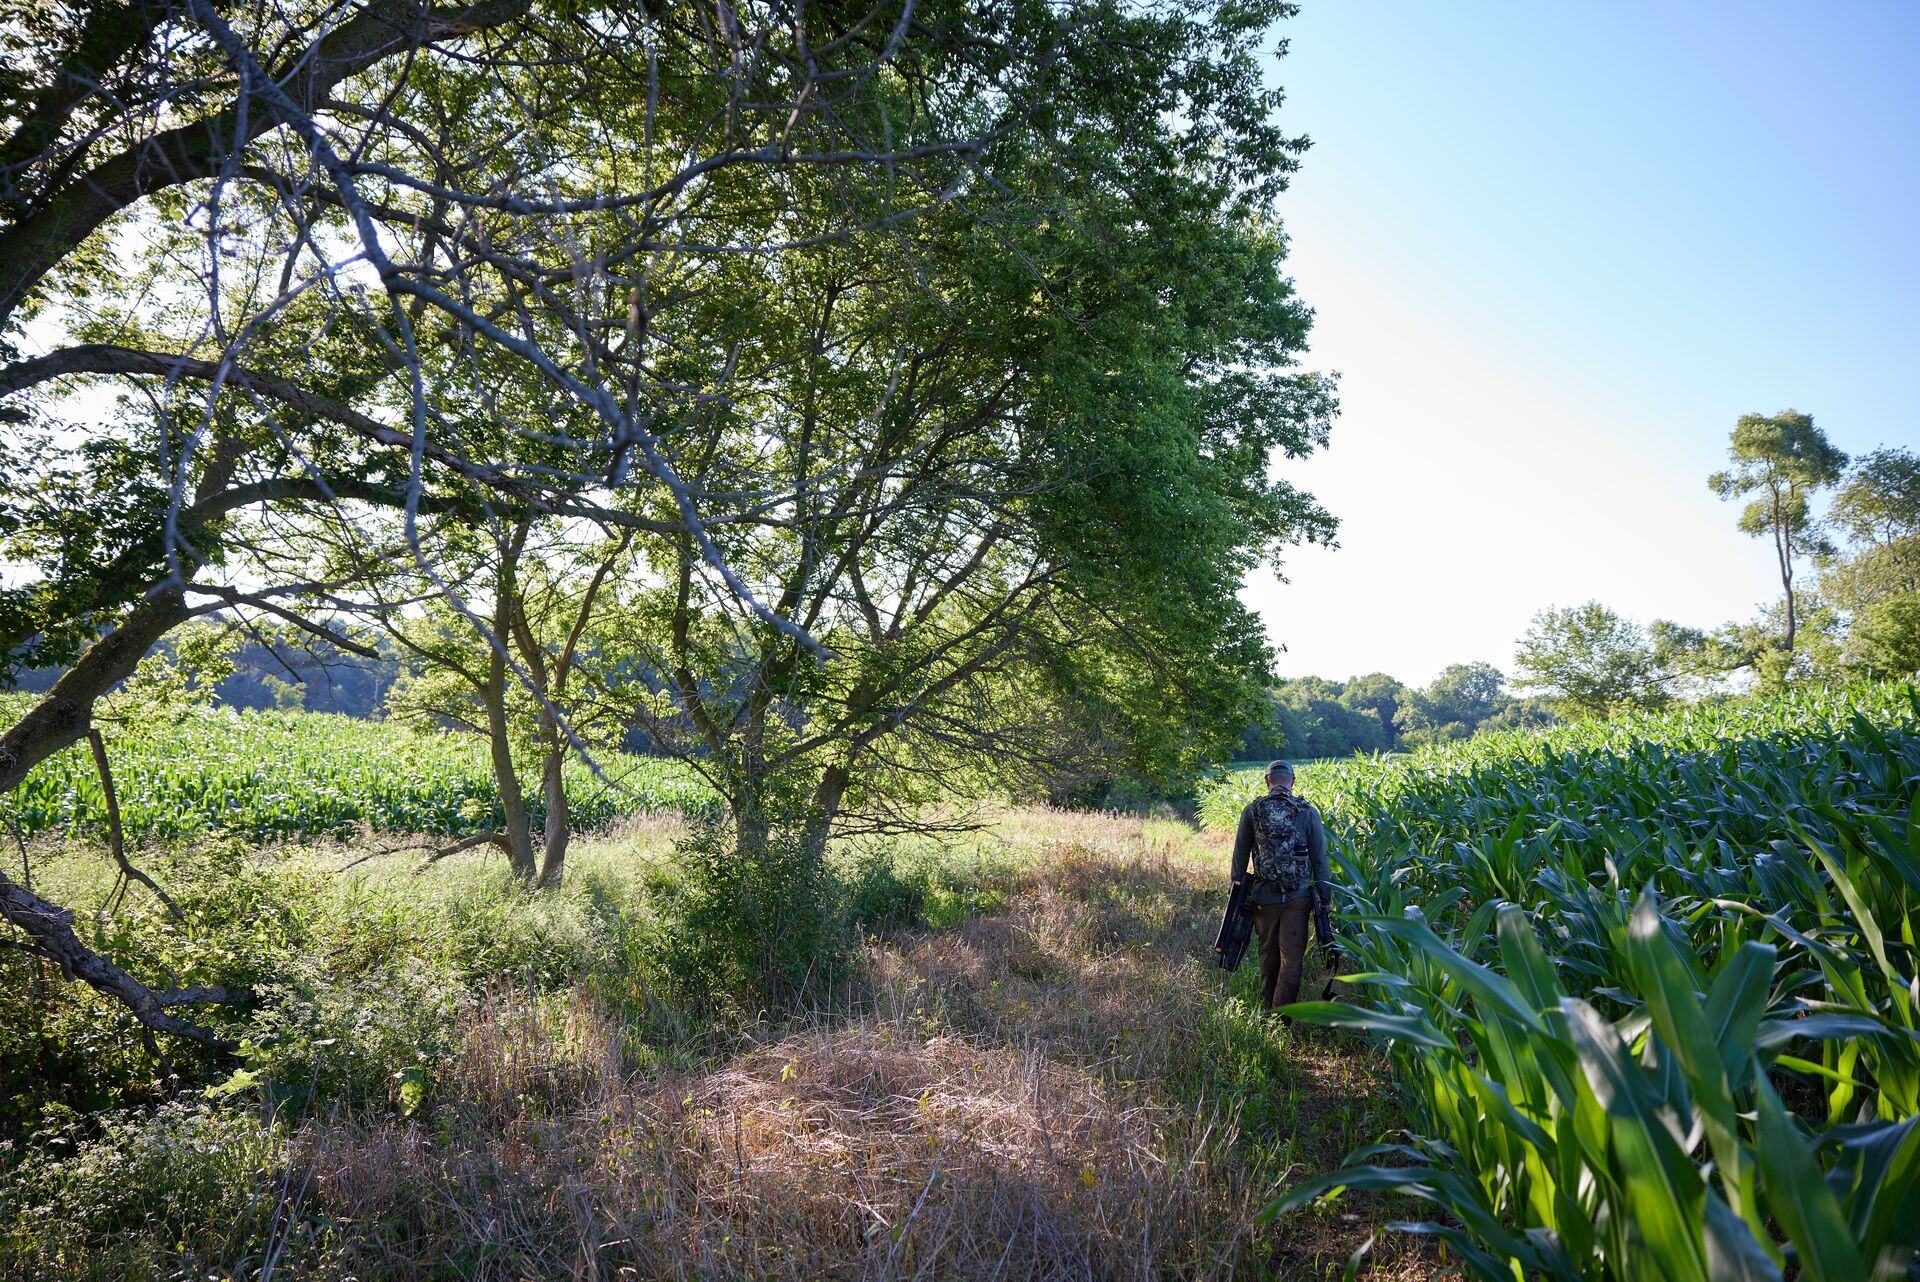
1245, 1, 1920, 686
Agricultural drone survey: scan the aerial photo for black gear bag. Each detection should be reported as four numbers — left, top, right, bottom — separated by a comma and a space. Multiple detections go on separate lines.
1213, 877, 1254, 970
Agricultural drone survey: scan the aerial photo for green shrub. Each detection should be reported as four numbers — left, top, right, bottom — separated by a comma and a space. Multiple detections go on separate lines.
0, 1101, 288, 1280
648, 816, 854, 1021
841, 847, 933, 931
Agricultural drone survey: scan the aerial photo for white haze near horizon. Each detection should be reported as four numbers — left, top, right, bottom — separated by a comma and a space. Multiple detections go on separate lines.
1245, 2, 1920, 688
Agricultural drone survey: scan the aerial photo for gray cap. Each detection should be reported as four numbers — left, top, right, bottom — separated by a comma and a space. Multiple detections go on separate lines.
1265, 760, 1294, 778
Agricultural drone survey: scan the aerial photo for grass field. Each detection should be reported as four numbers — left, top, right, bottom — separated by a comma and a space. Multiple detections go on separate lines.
0, 811, 1440, 1280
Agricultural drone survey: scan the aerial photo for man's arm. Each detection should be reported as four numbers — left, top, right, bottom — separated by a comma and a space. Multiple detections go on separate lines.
1231, 804, 1255, 883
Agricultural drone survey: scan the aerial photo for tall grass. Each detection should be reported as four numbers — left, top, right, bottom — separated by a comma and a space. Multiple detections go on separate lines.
1254, 683, 1920, 1280
0, 811, 1431, 1280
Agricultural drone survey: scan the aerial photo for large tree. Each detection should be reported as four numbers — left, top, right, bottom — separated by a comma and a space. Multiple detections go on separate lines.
1399, 661, 1512, 745
1514, 602, 1671, 719
1708, 410, 1848, 653
4, 0, 1319, 1040
598, 0, 1338, 861
1822, 446, 1920, 676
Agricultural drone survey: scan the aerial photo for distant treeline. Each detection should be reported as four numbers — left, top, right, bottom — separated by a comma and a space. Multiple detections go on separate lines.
19, 630, 400, 718
1234, 663, 1555, 761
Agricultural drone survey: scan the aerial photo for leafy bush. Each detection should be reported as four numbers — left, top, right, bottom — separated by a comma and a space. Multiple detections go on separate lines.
0, 1101, 288, 1280
647, 818, 853, 1021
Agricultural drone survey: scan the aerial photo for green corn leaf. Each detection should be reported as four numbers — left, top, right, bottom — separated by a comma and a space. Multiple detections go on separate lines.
1755, 1012, 1910, 1055
1703, 941, 1777, 1087
1624, 890, 1768, 1241
1819, 1116, 1920, 1274
1562, 997, 1710, 1282
1376, 912, 1548, 1034
1752, 1071, 1866, 1282
1703, 1195, 1782, 1282
1275, 1001, 1452, 1050
1797, 823, 1897, 985
1497, 903, 1564, 1016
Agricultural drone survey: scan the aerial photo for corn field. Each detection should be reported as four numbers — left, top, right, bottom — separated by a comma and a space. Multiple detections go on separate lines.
1205, 684, 1920, 1280
0, 705, 711, 842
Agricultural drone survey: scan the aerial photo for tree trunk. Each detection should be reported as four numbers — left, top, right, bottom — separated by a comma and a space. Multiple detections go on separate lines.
534, 738, 568, 888
481, 523, 537, 879
1770, 484, 1797, 654
732, 792, 772, 864
0, 589, 189, 795
483, 639, 537, 881
1782, 527, 1798, 654
799, 761, 852, 865
0, 588, 231, 1045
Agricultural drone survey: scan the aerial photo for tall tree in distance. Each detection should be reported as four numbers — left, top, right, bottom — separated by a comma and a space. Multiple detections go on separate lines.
1822, 446, 1920, 675
1708, 411, 1848, 653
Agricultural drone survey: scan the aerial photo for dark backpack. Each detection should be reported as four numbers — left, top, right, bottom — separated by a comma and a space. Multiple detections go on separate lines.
1249, 795, 1312, 894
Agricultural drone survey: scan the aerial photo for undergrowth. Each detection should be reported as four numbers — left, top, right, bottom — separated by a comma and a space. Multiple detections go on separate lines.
0, 809, 1427, 1280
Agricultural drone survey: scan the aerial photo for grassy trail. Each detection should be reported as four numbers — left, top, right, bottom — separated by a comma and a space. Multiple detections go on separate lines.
283, 812, 1443, 1279
2, 809, 1449, 1280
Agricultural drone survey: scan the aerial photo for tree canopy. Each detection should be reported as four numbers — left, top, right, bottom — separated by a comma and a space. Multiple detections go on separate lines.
0, 0, 1338, 1037
1708, 410, 1848, 653
1514, 602, 1672, 719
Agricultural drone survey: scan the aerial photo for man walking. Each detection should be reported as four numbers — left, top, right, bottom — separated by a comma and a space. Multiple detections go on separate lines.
1229, 760, 1336, 1011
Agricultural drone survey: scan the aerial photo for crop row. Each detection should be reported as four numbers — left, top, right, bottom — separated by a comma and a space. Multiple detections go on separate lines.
0, 706, 713, 842
1233, 683, 1920, 1280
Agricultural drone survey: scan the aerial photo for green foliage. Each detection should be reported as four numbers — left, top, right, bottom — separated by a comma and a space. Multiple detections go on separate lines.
0, 1102, 290, 1281
1239, 665, 1554, 762
1709, 409, 1849, 658
649, 816, 849, 1019
0, 700, 710, 842
1831, 447, 1920, 542
1259, 681, 1920, 1279
1514, 600, 1673, 717
106, 620, 237, 719
1851, 593, 1920, 677
1401, 660, 1555, 746
1709, 409, 1850, 557
1820, 446, 1920, 676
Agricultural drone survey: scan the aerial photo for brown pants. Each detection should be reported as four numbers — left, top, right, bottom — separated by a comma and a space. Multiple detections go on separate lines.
1249, 895, 1313, 1010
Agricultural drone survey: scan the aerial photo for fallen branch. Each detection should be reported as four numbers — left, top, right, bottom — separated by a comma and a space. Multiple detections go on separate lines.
415, 831, 514, 873
0, 873, 235, 1049
333, 830, 514, 874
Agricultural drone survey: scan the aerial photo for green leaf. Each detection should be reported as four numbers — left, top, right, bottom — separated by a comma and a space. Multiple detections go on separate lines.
1752, 1071, 1865, 1282
1703, 1195, 1782, 1282
207, 1066, 262, 1099
1561, 997, 1709, 1282
1496, 902, 1564, 1016
1276, 1001, 1452, 1050
1821, 1116, 1920, 1273
1703, 941, 1777, 1085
